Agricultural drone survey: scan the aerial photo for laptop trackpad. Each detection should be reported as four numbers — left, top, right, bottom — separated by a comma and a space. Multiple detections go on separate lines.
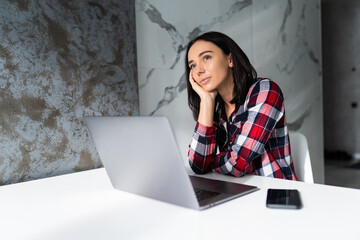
189, 175, 258, 207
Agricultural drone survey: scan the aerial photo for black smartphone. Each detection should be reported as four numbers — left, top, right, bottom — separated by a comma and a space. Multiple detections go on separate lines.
266, 189, 302, 209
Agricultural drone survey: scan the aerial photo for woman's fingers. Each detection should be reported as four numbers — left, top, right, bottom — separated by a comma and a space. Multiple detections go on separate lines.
189, 71, 200, 90
189, 71, 217, 101
189, 73, 204, 95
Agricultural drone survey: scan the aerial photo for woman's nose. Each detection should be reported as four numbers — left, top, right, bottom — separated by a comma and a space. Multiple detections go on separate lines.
196, 63, 205, 75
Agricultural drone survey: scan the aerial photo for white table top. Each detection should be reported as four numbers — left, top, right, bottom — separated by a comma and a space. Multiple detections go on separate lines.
0, 167, 359, 240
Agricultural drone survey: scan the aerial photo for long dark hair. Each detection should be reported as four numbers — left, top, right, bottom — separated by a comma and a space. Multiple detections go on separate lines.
185, 31, 257, 121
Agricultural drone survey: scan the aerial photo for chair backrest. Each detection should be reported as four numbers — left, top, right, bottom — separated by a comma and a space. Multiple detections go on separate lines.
289, 132, 314, 183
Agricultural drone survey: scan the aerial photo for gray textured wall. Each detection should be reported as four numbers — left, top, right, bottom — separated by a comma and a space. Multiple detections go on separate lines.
0, 0, 138, 185
322, 0, 360, 156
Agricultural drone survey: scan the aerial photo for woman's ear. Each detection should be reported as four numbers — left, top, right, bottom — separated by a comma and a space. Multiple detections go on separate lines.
228, 53, 233, 68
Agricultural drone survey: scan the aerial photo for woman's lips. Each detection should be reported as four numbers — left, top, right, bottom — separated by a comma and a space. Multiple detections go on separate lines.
200, 77, 210, 85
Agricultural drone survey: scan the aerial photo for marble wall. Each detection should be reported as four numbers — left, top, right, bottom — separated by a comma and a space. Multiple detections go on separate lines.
322, 0, 360, 158
136, 0, 324, 182
0, 1, 138, 185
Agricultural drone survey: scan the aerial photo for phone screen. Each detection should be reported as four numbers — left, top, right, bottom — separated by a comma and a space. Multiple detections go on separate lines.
266, 189, 302, 209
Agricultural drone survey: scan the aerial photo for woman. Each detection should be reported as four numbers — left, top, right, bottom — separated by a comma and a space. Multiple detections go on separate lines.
186, 31, 297, 180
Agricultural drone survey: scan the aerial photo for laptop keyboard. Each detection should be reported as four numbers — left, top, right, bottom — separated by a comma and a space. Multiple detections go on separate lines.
194, 188, 221, 201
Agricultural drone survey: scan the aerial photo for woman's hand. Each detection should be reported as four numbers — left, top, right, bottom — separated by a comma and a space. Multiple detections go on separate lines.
189, 72, 218, 102
189, 71, 217, 127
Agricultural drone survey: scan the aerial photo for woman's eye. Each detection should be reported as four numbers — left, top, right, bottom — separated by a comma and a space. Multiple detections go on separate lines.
189, 65, 195, 69
204, 55, 211, 61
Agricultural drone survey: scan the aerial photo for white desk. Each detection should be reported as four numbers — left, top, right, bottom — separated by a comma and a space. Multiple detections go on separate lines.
0, 168, 359, 240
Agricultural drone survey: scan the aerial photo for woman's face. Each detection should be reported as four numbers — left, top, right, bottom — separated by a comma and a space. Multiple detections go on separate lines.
187, 40, 233, 93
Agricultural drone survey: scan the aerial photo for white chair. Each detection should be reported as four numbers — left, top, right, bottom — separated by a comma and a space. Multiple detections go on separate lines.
289, 132, 314, 183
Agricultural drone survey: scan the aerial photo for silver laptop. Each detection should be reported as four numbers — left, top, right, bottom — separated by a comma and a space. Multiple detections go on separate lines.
84, 116, 258, 210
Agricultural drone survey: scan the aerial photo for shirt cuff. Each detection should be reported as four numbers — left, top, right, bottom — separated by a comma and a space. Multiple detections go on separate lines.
195, 121, 216, 137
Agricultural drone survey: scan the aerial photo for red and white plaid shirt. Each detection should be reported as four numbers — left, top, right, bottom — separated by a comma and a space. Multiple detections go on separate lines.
188, 78, 298, 180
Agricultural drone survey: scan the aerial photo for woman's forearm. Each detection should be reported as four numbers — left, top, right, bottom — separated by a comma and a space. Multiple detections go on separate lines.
197, 96, 216, 127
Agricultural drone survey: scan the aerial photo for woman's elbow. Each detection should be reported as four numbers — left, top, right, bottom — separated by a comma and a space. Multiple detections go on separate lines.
190, 165, 209, 174
188, 157, 211, 174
